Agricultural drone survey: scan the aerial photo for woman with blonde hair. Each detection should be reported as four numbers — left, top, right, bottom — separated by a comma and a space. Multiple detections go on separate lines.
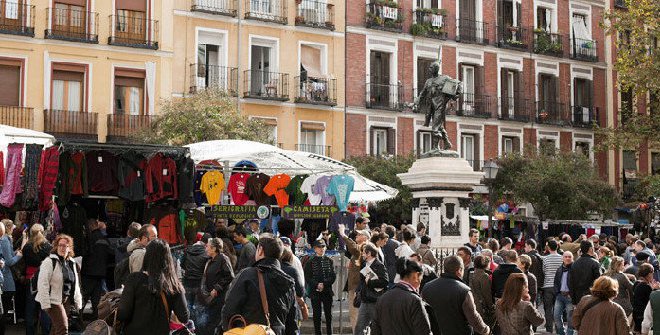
23, 224, 52, 335
35, 234, 82, 335
605, 256, 634, 317
495, 273, 544, 335
599, 246, 614, 271
572, 276, 630, 334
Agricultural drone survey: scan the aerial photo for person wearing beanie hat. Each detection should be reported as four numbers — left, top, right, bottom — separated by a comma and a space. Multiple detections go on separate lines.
305, 238, 336, 335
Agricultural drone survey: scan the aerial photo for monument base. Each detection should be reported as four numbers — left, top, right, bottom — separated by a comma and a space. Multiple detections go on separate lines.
398, 154, 483, 249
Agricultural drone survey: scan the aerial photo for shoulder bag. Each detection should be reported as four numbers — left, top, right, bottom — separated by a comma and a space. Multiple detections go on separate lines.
224, 270, 276, 335
197, 260, 214, 306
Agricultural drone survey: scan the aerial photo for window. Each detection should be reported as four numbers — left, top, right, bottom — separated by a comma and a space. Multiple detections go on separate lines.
2, 0, 19, 20
623, 150, 637, 178
369, 51, 393, 107
539, 138, 556, 156
652, 152, 660, 175
0, 60, 21, 106
253, 117, 277, 143
571, 13, 590, 41
373, 129, 387, 156
620, 87, 633, 124
370, 127, 395, 156
650, 91, 658, 117
116, 10, 145, 38
502, 136, 520, 155
54, 3, 85, 31
536, 7, 551, 32
250, 0, 273, 15
196, 31, 226, 91
300, 44, 324, 79
51, 65, 85, 112
416, 57, 435, 94
461, 134, 476, 168
575, 141, 590, 157
461, 64, 475, 112
250, 44, 274, 95
114, 69, 145, 115
418, 131, 433, 154
539, 74, 557, 103
499, 0, 520, 27
416, 0, 439, 9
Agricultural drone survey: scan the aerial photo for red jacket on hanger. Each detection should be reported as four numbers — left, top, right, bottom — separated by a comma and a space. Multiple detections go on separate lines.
145, 153, 178, 203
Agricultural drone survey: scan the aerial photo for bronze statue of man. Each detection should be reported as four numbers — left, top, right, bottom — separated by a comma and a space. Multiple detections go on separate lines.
413, 61, 462, 154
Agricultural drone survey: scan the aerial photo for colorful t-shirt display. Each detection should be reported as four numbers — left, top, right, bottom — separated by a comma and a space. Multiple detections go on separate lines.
246, 173, 274, 206
200, 170, 225, 205
263, 173, 291, 208
285, 174, 308, 206
313, 175, 335, 206
228, 173, 250, 205
300, 175, 321, 205
327, 175, 355, 211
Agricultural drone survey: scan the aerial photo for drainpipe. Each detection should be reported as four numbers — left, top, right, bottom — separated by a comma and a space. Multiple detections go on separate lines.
237, 0, 243, 113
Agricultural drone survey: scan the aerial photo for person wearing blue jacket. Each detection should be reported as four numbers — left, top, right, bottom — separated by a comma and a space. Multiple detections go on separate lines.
0, 220, 22, 316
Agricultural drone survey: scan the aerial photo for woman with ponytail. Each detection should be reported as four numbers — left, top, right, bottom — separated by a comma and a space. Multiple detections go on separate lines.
371, 257, 432, 335
598, 247, 614, 271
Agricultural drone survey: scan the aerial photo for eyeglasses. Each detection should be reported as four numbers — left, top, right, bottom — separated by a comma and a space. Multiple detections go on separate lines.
57, 244, 70, 248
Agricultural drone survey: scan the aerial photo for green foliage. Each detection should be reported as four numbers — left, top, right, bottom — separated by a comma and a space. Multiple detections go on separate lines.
533, 31, 562, 55
134, 89, 273, 146
634, 174, 660, 201
411, 23, 445, 37
491, 152, 618, 220
343, 154, 416, 224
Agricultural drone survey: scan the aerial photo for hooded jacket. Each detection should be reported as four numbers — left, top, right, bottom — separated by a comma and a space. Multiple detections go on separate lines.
221, 258, 296, 335
182, 243, 208, 287
492, 263, 523, 298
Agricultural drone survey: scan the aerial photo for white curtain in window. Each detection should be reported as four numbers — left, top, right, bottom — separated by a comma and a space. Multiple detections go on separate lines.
129, 87, 140, 115
5, 0, 18, 19
52, 80, 65, 110
146, 61, 155, 115
572, 15, 590, 40
545, 10, 551, 32
67, 81, 81, 112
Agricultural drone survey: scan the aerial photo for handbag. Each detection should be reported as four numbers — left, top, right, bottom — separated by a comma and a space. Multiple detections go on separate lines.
197, 261, 214, 306
161, 291, 195, 335
223, 270, 276, 335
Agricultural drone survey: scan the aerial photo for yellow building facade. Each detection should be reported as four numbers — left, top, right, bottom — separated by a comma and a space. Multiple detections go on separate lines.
0, 0, 345, 159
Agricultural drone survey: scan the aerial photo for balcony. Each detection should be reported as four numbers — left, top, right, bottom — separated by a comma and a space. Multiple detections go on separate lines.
295, 76, 337, 106
456, 19, 489, 45
296, 144, 331, 156
243, 70, 289, 101
107, 114, 152, 141
535, 101, 566, 125
296, 0, 334, 30
189, 64, 238, 96
496, 25, 531, 51
411, 9, 448, 40
191, 0, 237, 17
534, 30, 563, 57
499, 96, 531, 122
366, 82, 403, 111
0, 1, 34, 36
45, 7, 98, 43
365, 1, 402, 33
43, 110, 98, 137
570, 38, 598, 62
456, 93, 493, 118
108, 14, 158, 49
0, 106, 33, 128
571, 106, 598, 128
244, 0, 287, 25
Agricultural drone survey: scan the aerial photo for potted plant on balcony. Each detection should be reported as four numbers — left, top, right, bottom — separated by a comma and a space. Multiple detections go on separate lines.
507, 25, 519, 32
295, 15, 305, 24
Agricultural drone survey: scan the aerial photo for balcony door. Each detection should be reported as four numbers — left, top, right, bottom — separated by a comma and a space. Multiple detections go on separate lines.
459, 0, 476, 41
573, 78, 592, 123
1, 0, 24, 29
536, 7, 552, 32
539, 74, 557, 115
416, 57, 434, 95
461, 133, 480, 170
498, 0, 521, 39
370, 51, 391, 107
53, 2, 85, 38
115, 0, 147, 43
0, 61, 20, 106
300, 122, 325, 155
416, 0, 439, 9
51, 69, 84, 112
114, 71, 145, 116
250, 45, 273, 95
500, 68, 519, 118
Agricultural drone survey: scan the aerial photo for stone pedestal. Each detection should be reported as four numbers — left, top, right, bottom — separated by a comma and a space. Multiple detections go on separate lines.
398, 155, 484, 248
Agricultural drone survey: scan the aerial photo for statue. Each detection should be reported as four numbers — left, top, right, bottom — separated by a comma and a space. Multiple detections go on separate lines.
413, 61, 462, 157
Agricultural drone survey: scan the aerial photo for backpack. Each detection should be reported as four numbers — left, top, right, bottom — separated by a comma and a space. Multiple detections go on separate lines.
113, 257, 130, 288
83, 320, 114, 335
529, 252, 545, 290
97, 288, 123, 325
30, 258, 57, 295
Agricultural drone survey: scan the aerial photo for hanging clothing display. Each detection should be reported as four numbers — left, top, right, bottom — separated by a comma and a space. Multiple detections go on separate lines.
313, 175, 335, 206
329, 211, 356, 250
145, 204, 182, 245
0, 151, 4, 186
263, 173, 291, 208
285, 174, 308, 206
57, 151, 88, 206
300, 175, 322, 205
86, 150, 119, 195
301, 218, 327, 245
117, 151, 147, 202
228, 172, 250, 205
200, 170, 225, 206
146, 153, 178, 203
0, 144, 24, 208
60, 202, 88, 257
194, 170, 208, 206
39, 146, 60, 211
246, 173, 274, 206
22, 144, 43, 207
327, 175, 354, 212
178, 157, 195, 204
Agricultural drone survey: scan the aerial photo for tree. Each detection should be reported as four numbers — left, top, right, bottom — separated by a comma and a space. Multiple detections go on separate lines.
491, 152, 618, 220
343, 154, 416, 225
135, 89, 273, 146
597, 0, 660, 150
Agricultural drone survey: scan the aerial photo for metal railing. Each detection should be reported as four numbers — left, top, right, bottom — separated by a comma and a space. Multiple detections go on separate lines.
43, 109, 97, 135
189, 64, 238, 96
243, 70, 289, 101
0, 0, 34, 36
0, 106, 33, 129
456, 18, 489, 45
107, 114, 152, 139
571, 105, 597, 127
45, 7, 98, 43
499, 96, 530, 122
295, 76, 336, 106
191, 0, 237, 17
108, 13, 158, 49
456, 93, 492, 118
534, 30, 563, 57
366, 82, 403, 111
365, 1, 402, 32
244, 0, 287, 24
570, 38, 598, 62
535, 100, 566, 125
496, 25, 531, 51
412, 9, 448, 40
296, 0, 334, 30
296, 144, 331, 156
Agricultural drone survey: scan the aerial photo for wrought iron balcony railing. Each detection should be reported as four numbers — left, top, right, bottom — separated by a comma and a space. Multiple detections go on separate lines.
295, 76, 337, 106
190, 64, 238, 96
296, 0, 334, 30
535, 100, 567, 125
108, 13, 158, 49
0, 0, 34, 36
496, 25, 531, 51
456, 93, 493, 118
365, 1, 402, 32
456, 18, 489, 45
570, 38, 598, 62
571, 105, 598, 127
243, 70, 289, 101
45, 7, 98, 43
499, 96, 531, 122
296, 144, 331, 156
366, 82, 403, 111
411, 9, 448, 40
191, 0, 237, 17
244, 0, 287, 24
534, 30, 563, 57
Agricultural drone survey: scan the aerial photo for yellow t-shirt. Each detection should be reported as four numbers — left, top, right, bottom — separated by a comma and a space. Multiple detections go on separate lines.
200, 170, 225, 205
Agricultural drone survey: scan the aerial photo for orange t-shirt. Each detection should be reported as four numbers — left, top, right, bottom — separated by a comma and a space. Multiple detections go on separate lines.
263, 174, 291, 208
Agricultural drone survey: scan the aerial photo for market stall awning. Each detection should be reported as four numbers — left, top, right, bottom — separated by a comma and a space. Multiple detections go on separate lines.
185, 140, 399, 203
0, 125, 55, 158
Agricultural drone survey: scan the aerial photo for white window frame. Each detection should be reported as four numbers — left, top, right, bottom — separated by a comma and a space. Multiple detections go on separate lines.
298, 41, 328, 77
497, 129, 522, 156
372, 128, 388, 156
461, 133, 476, 166
533, 1, 558, 33
413, 42, 441, 96
248, 35, 280, 73
298, 120, 326, 155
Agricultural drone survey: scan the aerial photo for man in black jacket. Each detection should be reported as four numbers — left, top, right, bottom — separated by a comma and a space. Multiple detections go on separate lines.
422, 255, 490, 335
568, 240, 602, 305
221, 233, 295, 335
354, 242, 388, 335
382, 226, 400, 285
81, 219, 114, 319
304, 239, 336, 335
553, 251, 574, 335
181, 232, 210, 323
491, 250, 522, 298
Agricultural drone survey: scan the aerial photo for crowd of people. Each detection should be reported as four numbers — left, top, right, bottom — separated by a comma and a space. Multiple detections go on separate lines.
2, 212, 660, 334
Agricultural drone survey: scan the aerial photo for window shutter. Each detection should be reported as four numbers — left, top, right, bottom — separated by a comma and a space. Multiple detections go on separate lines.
0, 65, 20, 106
387, 128, 396, 155
587, 80, 593, 107
473, 134, 481, 170
497, 0, 504, 27
516, 2, 522, 28
115, 0, 146, 11
513, 137, 521, 153
513, 71, 521, 113
500, 68, 508, 116
416, 131, 421, 155
369, 127, 375, 155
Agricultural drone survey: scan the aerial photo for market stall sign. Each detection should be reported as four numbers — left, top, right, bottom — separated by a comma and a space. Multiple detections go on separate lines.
282, 205, 339, 219
211, 205, 259, 220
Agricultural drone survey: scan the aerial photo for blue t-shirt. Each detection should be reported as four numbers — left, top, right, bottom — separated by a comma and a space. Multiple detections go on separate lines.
327, 175, 355, 211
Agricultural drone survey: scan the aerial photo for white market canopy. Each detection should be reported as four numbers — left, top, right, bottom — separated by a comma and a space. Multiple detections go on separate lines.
0, 125, 55, 158
185, 140, 399, 203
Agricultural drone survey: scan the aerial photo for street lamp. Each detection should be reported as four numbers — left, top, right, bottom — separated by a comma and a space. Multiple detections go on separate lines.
482, 160, 500, 238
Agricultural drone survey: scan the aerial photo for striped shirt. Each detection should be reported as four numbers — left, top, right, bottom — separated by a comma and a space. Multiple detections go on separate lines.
542, 253, 563, 288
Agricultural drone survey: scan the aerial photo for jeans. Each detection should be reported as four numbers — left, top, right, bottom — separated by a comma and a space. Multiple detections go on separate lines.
353, 302, 376, 335
184, 286, 201, 326
311, 293, 333, 335
25, 290, 50, 335
554, 294, 574, 335
542, 288, 556, 332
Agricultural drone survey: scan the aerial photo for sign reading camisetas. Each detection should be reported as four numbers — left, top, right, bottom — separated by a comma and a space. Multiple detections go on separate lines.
210, 205, 339, 220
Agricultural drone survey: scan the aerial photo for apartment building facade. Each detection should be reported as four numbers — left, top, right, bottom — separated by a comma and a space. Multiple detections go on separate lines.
345, 0, 609, 179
